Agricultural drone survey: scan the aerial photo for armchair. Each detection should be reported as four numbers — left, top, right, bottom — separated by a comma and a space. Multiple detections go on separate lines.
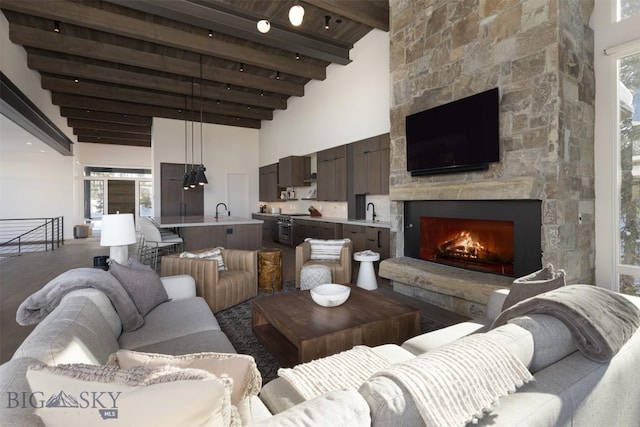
160, 248, 258, 313
295, 239, 352, 288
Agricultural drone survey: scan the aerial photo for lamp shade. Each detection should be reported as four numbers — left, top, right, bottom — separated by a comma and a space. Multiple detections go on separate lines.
257, 19, 271, 33
288, 5, 304, 26
100, 213, 137, 247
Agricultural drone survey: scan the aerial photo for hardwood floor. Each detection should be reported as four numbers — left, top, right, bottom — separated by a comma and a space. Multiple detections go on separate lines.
0, 236, 468, 364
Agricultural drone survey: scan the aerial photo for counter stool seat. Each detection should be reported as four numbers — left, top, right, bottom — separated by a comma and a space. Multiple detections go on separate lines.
300, 264, 332, 290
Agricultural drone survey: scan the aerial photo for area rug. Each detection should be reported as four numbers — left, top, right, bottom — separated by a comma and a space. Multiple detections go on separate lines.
216, 281, 446, 385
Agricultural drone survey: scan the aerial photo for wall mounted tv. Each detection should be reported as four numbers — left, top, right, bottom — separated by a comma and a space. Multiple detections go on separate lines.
405, 87, 500, 176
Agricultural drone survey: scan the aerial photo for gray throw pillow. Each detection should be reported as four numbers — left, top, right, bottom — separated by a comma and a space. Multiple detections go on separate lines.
109, 260, 169, 316
502, 264, 566, 310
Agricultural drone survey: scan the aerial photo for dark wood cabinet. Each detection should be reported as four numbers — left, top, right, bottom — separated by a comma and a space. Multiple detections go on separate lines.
259, 163, 280, 202
278, 156, 310, 187
343, 224, 390, 260
160, 163, 203, 217
317, 145, 347, 201
293, 219, 343, 246
252, 213, 278, 242
353, 134, 390, 195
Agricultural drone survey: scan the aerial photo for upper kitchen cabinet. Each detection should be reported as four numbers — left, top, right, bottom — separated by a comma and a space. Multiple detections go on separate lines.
160, 163, 204, 217
278, 156, 310, 187
353, 134, 390, 195
259, 163, 280, 202
317, 145, 347, 201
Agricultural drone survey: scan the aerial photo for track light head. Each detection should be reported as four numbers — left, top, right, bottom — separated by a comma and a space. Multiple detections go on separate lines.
257, 19, 271, 33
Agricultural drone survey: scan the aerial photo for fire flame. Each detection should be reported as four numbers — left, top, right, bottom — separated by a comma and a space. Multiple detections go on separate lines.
443, 231, 487, 259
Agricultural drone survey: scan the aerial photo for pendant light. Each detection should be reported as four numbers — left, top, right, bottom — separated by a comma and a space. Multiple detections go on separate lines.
289, 4, 305, 26
182, 95, 190, 190
188, 76, 197, 188
195, 55, 208, 186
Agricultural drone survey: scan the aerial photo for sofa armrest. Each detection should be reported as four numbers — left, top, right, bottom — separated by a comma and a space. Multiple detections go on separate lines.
401, 320, 487, 355
254, 390, 370, 427
484, 288, 510, 321
160, 275, 196, 300
160, 256, 219, 306
222, 249, 258, 275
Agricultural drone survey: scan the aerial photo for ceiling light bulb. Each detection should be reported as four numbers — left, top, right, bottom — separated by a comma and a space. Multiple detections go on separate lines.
324, 15, 331, 30
289, 5, 304, 27
257, 19, 271, 33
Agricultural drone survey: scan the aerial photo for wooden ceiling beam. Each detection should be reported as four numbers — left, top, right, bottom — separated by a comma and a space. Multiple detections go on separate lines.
76, 135, 151, 147
10, 25, 304, 97
27, 54, 288, 110
67, 119, 151, 134
52, 94, 262, 129
41, 75, 273, 121
107, 0, 352, 65
303, 0, 389, 31
1, 0, 326, 80
73, 128, 151, 142
60, 107, 152, 126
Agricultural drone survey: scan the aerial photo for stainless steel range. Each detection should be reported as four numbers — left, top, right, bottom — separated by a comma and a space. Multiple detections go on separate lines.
277, 214, 308, 246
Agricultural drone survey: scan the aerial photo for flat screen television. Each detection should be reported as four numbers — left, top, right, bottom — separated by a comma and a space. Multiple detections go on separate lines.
405, 87, 500, 176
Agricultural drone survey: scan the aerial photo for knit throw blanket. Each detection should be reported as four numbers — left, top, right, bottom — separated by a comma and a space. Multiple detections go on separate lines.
491, 284, 640, 362
372, 335, 533, 427
277, 346, 392, 400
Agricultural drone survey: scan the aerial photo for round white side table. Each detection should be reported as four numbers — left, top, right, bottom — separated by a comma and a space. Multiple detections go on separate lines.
354, 251, 380, 290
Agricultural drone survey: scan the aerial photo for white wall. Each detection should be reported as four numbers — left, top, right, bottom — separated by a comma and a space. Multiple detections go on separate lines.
0, 13, 78, 238
591, 1, 640, 288
152, 118, 259, 216
259, 29, 390, 165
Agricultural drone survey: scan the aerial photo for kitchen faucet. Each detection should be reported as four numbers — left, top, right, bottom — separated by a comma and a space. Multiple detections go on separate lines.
366, 202, 377, 222
215, 203, 228, 220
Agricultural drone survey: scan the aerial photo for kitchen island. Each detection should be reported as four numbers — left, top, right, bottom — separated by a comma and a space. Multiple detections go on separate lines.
152, 215, 263, 251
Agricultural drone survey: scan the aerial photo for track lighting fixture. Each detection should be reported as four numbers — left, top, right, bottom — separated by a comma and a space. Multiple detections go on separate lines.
227, 83, 231, 90
295, 53, 300, 60
208, 29, 213, 37
260, 90, 264, 96
239, 63, 244, 72
257, 19, 271, 33
276, 71, 280, 80
324, 15, 331, 30
289, 4, 304, 26
53, 20, 60, 33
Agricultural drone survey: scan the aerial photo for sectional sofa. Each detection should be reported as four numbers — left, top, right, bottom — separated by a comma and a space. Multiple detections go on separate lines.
2, 271, 640, 426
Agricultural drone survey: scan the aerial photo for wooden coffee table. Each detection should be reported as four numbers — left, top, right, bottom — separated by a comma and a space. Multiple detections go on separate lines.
252, 285, 421, 367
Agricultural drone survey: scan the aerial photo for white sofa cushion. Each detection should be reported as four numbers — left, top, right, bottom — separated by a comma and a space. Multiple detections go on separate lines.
26, 363, 237, 427
111, 349, 261, 405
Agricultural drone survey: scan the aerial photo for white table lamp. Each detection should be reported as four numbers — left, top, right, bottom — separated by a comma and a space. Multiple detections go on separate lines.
100, 213, 137, 265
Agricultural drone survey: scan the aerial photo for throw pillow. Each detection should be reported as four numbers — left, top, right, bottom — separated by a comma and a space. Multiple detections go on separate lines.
305, 238, 350, 261
179, 247, 227, 271
502, 263, 566, 310
26, 363, 239, 427
108, 349, 262, 405
109, 261, 169, 317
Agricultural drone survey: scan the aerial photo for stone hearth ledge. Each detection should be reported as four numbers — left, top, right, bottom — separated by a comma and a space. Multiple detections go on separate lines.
379, 257, 513, 317
389, 176, 543, 201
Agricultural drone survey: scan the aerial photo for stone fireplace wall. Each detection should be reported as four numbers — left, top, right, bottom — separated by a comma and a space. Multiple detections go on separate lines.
388, 0, 595, 285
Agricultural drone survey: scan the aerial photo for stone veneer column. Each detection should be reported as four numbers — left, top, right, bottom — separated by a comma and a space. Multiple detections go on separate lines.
388, 0, 595, 284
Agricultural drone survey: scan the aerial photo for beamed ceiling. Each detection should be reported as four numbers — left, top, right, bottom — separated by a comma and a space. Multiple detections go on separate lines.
1, 0, 389, 147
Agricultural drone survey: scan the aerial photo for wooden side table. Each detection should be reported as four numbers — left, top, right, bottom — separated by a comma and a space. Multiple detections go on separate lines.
258, 248, 283, 293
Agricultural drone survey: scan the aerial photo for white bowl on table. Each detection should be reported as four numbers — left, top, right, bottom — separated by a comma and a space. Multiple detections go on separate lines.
310, 284, 351, 307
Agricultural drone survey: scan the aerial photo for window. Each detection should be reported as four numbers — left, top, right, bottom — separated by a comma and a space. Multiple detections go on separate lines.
618, 51, 640, 295
618, 0, 640, 21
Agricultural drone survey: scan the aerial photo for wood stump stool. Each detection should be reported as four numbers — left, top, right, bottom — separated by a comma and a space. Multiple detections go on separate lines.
258, 248, 282, 293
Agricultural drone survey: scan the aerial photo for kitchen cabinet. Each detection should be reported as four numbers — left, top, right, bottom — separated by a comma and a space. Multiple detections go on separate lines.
252, 213, 278, 242
160, 163, 203, 217
293, 219, 343, 246
343, 224, 390, 260
278, 156, 310, 187
259, 163, 280, 202
317, 145, 347, 201
353, 134, 390, 195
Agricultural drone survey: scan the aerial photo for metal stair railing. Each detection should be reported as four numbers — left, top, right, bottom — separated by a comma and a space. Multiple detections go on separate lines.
0, 217, 64, 256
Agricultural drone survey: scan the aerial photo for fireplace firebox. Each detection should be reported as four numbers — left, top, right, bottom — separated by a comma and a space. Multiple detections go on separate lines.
405, 200, 541, 277
420, 217, 514, 275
